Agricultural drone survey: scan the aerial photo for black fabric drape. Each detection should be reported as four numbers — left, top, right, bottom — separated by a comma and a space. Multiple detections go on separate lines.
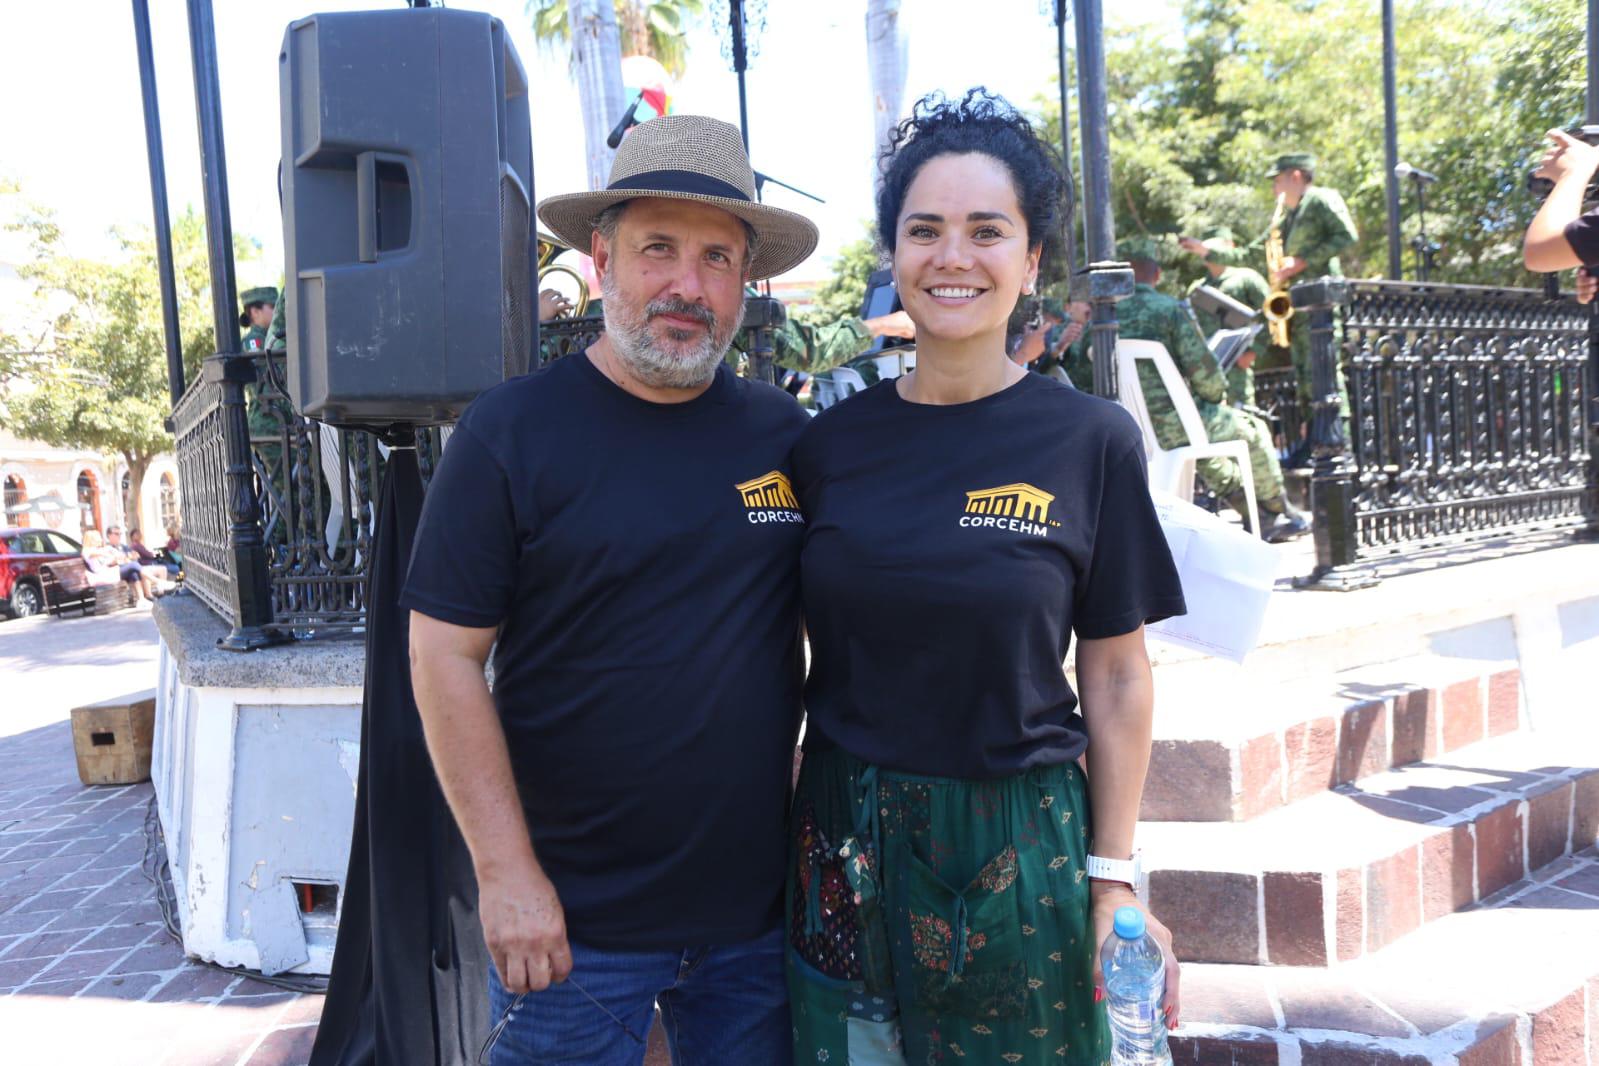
311, 446, 491, 1066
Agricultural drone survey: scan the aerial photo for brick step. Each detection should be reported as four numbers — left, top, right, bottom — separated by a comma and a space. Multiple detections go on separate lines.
1168, 846, 1599, 1064
1143, 655, 1522, 822
1140, 728, 1599, 966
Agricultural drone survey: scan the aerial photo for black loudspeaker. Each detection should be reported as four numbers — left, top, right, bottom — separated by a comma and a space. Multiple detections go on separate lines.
280, 9, 534, 428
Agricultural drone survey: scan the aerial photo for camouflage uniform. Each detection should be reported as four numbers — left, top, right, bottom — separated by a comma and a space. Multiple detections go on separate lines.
1065, 280, 1288, 508
1203, 156, 1357, 418
730, 312, 875, 377
239, 286, 276, 353
1186, 264, 1269, 408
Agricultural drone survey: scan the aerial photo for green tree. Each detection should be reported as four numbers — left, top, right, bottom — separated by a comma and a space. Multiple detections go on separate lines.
1040, 0, 1578, 293
3, 205, 236, 526
801, 226, 879, 326
528, 0, 705, 76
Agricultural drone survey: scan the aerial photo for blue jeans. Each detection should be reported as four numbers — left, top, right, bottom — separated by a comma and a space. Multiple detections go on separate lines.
482, 926, 790, 1066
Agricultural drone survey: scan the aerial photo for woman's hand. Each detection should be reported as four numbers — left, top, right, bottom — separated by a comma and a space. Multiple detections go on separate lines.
1577, 268, 1597, 305
1090, 882, 1181, 1033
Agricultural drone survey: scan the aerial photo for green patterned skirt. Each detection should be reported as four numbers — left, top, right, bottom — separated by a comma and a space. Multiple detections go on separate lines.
785, 745, 1111, 1065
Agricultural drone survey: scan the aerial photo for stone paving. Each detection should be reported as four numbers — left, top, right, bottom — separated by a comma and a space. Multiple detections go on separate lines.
1, 609, 323, 1065
0, 607, 685, 1065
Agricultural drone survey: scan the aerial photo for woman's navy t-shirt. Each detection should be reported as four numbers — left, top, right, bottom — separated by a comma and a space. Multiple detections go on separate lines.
793, 373, 1186, 779
402, 352, 810, 950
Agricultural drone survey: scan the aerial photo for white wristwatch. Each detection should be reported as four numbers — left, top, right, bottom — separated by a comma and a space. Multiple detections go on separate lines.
1086, 851, 1142, 888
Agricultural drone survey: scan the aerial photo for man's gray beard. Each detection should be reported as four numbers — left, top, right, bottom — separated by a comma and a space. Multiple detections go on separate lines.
601, 273, 744, 389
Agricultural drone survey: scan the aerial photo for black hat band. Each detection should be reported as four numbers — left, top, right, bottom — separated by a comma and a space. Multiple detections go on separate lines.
608, 169, 750, 203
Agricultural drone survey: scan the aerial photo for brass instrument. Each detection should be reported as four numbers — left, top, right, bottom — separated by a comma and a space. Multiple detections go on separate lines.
536, 231, 590, 318
1263, 193, 1293, 347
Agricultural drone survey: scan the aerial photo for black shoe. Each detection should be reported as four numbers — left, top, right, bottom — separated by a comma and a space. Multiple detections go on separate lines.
1262, 508, 1313, 543
1222, 489, 1253, 522
1284, 440, 1314, 470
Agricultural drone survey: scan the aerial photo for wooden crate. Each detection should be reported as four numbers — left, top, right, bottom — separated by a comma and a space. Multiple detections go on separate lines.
70, 690, 157, 786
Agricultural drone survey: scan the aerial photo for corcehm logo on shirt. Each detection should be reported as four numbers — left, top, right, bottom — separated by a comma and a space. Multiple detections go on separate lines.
960, 483, 1061, 537
736, 471, 805, 525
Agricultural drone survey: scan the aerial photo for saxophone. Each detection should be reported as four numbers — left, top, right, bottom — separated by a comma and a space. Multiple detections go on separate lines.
1263, 192, 1293, 347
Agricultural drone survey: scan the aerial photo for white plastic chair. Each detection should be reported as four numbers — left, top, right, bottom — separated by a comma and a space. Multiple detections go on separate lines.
810, 366, 869, 412
1115, 339, 1260, 537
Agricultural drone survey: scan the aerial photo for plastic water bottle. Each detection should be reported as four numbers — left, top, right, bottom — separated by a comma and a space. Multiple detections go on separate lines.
1101, 905, 1171, 1065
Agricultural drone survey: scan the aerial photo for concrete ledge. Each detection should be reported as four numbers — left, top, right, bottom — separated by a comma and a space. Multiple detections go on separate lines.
152, 594, 366, 689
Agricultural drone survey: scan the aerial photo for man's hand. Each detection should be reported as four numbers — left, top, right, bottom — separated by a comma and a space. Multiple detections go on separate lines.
865, 309, 916, 340
1177, 236, 1207, 256
1091, 882, 1180, 1033
479, 863, 573, 995
1269, 256, 1306, 285
1535, 129, 1599, 186
1053, 301, 1090, 351
538, 288, 573, 322
1578, 269, 1598, 305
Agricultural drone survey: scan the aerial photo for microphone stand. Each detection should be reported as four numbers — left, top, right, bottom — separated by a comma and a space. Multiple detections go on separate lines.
753, 170, 824, 205
1408, 174, 1438, 282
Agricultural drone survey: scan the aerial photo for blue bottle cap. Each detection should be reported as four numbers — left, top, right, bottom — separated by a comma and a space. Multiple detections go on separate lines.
1113, 905, 1145, 940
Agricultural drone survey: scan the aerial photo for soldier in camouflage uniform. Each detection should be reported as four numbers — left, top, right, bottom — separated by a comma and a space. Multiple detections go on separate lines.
1185, 227, 1269, 409
239, 286, 277, 352
1182, 153, 1356, 463
727, 295, 915, 381
1065, 238, 1310, 541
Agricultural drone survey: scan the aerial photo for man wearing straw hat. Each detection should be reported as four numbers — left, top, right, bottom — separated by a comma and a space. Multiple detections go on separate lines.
402, 115, 817, 1065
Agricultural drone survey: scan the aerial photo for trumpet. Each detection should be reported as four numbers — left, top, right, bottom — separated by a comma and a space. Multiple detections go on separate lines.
537, 231, 591, 318
1263, 193, 1293, 347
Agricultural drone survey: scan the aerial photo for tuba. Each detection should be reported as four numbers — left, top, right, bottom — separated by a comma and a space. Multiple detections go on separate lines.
1262, 193, 1293, 347
536, 231, 591, 318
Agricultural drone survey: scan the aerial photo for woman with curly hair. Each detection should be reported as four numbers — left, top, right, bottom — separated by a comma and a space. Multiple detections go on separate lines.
785, 89, 1185, 1065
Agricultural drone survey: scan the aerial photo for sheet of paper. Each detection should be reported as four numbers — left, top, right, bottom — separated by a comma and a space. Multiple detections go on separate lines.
1146, 489, 1278, 663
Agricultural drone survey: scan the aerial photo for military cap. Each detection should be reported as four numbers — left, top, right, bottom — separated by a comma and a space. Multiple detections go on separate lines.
1116, 236, 1161, 265
1201, 225, 1236, 253
1266, 153, 1316, 177
238, 286, 278, 327
1038, 296, 1067, 321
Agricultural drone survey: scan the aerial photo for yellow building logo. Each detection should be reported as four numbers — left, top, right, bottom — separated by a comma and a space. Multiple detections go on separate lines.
736, 471, 803, 525
961, 483, 1058, 536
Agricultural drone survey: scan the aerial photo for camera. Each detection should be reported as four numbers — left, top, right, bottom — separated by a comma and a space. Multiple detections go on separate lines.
1527, 124, 1599, 210
740, 295, 787, 332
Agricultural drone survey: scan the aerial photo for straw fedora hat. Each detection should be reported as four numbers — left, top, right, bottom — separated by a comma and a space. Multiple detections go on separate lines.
536, 115, 819, 281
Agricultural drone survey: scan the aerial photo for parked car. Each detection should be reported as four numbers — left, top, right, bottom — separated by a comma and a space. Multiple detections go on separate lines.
0, 527, 85, 619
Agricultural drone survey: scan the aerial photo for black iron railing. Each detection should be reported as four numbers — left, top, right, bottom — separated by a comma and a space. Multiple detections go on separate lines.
172, 315, 608, 641
171, 353, 277, 648
538, 314, 604, 360
1298, 278, 1599, 587
171, 357, 235, 627
1253, 366, 1305, 460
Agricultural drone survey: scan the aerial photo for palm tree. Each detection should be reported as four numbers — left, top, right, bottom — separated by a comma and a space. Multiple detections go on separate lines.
560, 0, 626, 191
530, 1, 704, 78
865, 0, 908, 164
530, 0, 703, 191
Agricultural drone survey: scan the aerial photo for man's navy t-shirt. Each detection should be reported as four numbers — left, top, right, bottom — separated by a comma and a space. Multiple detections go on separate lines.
793, 374, 1186, 779
402, 352, 809, 950
1566, 211, 1599, 266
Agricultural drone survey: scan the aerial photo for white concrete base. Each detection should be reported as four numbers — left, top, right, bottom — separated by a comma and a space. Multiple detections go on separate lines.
151, 596, 364, 976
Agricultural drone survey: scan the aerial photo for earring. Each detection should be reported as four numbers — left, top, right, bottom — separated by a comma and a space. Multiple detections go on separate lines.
1023, 282, 1035, 295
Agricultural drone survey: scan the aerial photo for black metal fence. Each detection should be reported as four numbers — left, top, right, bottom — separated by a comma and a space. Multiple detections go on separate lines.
1253, 366, 1304, 459
173, 315, 608, 642
1298, 278, 1599, 586
175, 285, 1598, 636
